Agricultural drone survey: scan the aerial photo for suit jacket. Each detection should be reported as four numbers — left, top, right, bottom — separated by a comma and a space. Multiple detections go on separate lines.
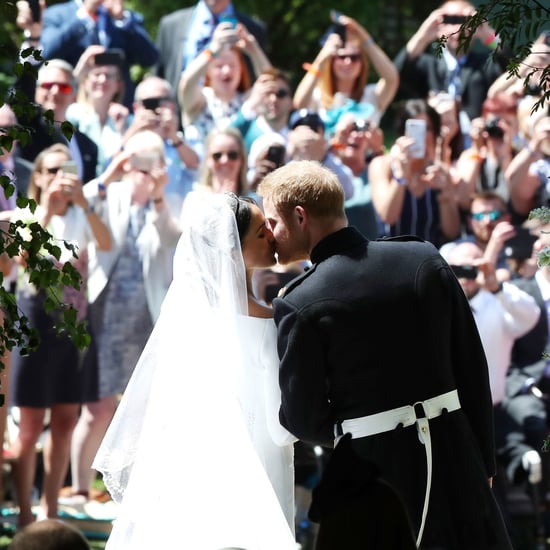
19, 111, 98, 184
393, 47, 505, 120
41, 0, 159, 107
154, 6, 266, 98
509, 276, 548, 378
273, 228, 511, 548
84, 179, 181, 322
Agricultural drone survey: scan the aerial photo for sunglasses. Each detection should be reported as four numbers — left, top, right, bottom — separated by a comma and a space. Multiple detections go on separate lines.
471, 209, 503, 222
335, 53, 361, 62
38, 82, 73, 94
43, 166, 61, 174
274, 88, 290, 99
212, 150, 240, 161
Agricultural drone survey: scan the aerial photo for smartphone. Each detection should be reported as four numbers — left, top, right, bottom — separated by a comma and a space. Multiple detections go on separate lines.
266, 144, 286, 168
503, 228, 537, 260
442, 14, 467, 25
332, 23, 347, 44
330, 9, 343, 23
450, 265, 478, 280
405, 119, 427, 159
141, 97, 162, 111
130, 153, 159, 173
95, 49, 125, 67
61, 160, 78, 175
28, 0, 41, 23
219, 15, 238, 28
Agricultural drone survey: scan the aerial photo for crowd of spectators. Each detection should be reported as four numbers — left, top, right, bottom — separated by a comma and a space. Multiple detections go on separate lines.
3, 0, 550, 546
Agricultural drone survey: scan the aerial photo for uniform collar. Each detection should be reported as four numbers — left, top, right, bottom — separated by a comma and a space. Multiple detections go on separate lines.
310, 226, 367, 264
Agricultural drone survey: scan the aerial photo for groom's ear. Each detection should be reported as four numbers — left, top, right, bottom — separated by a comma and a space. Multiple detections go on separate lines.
295, 205, 307, 228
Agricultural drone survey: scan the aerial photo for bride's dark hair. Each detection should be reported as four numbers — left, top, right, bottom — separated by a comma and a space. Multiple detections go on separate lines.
225, 193, 257, 244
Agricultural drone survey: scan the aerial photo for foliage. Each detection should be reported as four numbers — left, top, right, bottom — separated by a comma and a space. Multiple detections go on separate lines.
0, 28, 91, 373
457, 0, 550, 112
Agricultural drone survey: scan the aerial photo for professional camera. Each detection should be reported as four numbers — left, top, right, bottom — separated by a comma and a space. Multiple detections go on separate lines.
485, 117, 504, 139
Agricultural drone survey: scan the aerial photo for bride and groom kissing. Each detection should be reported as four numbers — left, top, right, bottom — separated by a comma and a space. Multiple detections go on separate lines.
95, 160, 512, 550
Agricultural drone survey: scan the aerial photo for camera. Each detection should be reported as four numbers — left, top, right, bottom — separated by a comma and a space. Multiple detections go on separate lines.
353, 119, 370, 132
485, 118, 504, 139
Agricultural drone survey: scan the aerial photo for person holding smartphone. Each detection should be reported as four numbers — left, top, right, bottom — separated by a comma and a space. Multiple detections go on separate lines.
293, 11, 398, 133
178, 20, 272, 146
369, 98, 460, 248
394, 0, 506, 141
16, 0, 159, 109
59, 130, 181, 510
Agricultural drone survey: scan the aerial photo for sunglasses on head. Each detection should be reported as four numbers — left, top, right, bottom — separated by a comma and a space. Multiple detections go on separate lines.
212, 150, 240, 161
335, 53, 361, 62
38, 82, 73, 94
471, 209, 503, 222
274, 88, 290, 99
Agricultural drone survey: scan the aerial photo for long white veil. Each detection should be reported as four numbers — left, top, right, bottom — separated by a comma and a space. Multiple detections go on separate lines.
93, 193, 296, 550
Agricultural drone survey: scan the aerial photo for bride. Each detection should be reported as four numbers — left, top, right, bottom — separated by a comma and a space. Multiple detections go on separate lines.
93, 192, 297, 549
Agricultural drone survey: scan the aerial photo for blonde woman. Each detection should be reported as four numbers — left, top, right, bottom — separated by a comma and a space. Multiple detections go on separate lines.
293, 14, 398, 129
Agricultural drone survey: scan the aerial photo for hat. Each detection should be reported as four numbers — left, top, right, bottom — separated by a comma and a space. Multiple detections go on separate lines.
289, 109, 325, 132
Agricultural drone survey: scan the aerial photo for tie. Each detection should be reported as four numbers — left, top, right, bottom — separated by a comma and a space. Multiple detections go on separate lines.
448, 56, 466, 100
195, 14, 219, 57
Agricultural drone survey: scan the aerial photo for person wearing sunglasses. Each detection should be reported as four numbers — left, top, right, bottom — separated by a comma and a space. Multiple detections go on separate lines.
18, 59, 99, 185
230, 68, 294, 153
440, 190, 516, 281
187, 127, 248, 209
293, 13, 398, 132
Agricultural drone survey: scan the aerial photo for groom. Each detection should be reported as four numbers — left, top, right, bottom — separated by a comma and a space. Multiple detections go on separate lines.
258, 161, 512, 549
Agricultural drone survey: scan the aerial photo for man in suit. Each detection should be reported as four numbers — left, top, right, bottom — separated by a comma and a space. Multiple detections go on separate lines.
154, 0, 266, 101
18, 59, 98, 184
17, 0, 158, 108
258, 160, 512, 549
393, 0, 506, 139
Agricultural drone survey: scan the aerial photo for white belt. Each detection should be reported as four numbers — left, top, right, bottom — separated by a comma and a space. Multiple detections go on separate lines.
334, 389, 461, 548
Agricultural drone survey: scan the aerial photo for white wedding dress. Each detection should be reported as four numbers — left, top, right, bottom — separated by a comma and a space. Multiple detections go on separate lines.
93, 194, 296, 550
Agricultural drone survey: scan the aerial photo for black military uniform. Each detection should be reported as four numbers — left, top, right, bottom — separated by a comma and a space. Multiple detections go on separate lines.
273, 227, 512, 549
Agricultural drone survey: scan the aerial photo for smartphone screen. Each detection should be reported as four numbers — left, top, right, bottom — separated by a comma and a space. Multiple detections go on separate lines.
405, 119, 427, 159
130, 153, 159, 173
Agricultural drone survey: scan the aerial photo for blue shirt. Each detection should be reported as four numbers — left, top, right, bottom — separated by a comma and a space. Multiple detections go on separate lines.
182, 1, 236, 71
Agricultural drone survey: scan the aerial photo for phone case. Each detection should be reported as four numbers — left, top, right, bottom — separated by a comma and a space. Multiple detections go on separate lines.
405, 119, 427, 159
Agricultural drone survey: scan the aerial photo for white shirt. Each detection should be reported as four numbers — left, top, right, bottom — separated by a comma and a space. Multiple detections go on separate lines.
470, 282, 540, 404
